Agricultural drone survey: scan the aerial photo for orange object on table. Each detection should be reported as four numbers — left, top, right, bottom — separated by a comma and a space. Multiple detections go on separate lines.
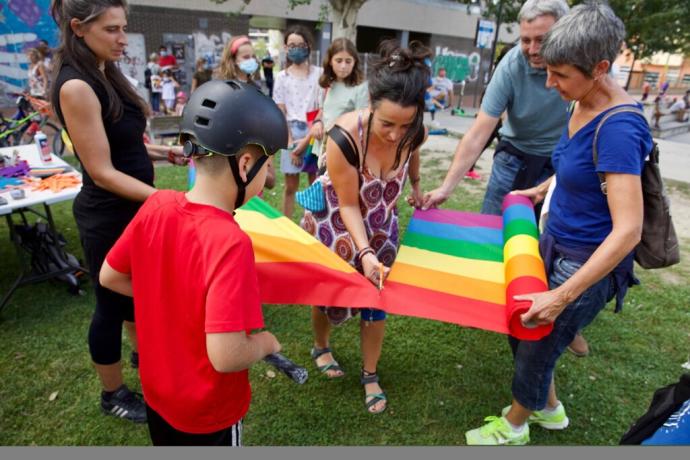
31, 174, 81, 193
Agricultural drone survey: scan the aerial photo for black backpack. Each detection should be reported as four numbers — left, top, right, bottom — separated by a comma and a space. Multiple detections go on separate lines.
620, 374, 690, 444
14, 222, 84, 294
592, 106, 680, 269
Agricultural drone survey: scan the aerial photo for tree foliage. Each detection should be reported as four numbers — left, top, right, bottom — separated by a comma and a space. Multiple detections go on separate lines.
455, 0, 690, 58
209, 0, 367, 41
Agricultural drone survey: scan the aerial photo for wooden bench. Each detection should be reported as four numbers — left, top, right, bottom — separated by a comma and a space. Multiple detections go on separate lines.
147, 115, 182, 144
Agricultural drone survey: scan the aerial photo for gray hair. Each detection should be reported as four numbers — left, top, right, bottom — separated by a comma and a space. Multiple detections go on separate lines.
541, 2, 626, 77
518, 0, 570, 22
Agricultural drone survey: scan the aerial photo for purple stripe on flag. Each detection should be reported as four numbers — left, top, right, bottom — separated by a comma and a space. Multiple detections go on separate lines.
502, 194, 533, 212
413, 209, 502, 229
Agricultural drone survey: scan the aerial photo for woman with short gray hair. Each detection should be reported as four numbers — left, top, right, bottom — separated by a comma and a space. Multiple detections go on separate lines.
466, 2, 652, 445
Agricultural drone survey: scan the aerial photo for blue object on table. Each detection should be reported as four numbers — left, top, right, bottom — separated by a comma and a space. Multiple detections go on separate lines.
0, 177, 23, 190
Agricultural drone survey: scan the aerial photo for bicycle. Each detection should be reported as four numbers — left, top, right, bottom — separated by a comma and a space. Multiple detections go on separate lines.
0, 93, 65, 156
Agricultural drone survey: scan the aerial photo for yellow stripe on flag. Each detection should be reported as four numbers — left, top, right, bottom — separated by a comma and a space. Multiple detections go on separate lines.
395, 246, 504, 284
235, 210, 317, 245
504, 234, 540, 263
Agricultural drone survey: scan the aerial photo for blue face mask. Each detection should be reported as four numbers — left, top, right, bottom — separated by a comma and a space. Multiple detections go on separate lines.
238, 58, 259, 75
287, 47, 310, 64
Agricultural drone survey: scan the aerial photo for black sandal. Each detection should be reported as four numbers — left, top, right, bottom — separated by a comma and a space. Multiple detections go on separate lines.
311, 346, 345, 378
360, 368, 387, 414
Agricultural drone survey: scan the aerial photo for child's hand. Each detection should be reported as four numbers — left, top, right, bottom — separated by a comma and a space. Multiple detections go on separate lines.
310, 122, 324, 141
290, 150, 303, 167
256, 331, 282, 356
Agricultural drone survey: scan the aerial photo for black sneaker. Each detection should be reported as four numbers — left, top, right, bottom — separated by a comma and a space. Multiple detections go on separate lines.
130, 351, 139, 369
101, 384, 147, 423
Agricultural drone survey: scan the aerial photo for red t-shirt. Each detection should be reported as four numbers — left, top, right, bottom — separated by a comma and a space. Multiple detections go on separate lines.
106, 190, 264, 434
158, 54, 177, 69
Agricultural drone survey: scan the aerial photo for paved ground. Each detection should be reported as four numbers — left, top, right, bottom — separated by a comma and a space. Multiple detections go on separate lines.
425, 106, 690, 183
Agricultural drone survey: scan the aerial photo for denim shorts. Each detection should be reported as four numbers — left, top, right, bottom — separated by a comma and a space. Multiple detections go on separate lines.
481, 150, 552, 216
279, 120, 317, 175
508, 256, 616, 411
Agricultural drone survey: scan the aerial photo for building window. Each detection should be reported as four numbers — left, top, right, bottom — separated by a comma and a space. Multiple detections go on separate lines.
644, 72, 660, 86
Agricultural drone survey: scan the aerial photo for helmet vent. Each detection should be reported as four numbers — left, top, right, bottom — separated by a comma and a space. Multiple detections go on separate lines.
201, 99, 217, 109
195, 116, 210, 127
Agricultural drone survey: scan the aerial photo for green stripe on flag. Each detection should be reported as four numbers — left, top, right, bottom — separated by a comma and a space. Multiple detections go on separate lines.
503, 219, 539, 242
241, 197, 283, 219
403, 232, 504, 262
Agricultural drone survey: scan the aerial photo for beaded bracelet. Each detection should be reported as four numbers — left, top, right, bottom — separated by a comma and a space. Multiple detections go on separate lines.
356, 247, 375, 264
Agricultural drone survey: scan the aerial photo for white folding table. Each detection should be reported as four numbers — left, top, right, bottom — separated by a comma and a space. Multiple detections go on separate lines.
0, 144, 87, 313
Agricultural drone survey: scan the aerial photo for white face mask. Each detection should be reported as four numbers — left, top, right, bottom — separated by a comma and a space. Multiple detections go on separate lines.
160, 50, 168, 57
238, 58, 259, 75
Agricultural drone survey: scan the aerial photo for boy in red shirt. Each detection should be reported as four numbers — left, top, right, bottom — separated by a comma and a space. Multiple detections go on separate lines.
100, 81, 288, 446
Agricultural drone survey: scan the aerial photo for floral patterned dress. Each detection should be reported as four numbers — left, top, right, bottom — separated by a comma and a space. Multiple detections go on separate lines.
300, 116, 411, 321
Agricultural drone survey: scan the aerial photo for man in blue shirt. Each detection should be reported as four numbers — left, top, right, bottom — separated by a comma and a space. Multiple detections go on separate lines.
423, 0, 570, 215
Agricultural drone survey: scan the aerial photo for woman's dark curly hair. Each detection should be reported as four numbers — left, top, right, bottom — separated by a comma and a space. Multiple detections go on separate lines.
368, 39, 431, 169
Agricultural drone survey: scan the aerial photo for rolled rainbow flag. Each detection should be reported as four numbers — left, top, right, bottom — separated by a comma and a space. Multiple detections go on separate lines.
502, 194, 550, 340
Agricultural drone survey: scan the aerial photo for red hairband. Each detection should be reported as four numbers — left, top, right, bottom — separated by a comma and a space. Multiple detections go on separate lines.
230, 36, 250, 56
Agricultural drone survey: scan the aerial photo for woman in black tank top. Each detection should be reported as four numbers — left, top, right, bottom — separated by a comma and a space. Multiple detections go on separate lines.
50, 0, 186, 424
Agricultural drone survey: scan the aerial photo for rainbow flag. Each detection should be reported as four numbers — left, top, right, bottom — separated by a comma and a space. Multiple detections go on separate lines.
235, 197, 378, 308
235, 195, 551, 340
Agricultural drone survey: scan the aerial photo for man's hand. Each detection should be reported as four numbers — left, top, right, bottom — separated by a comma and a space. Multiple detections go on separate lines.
422, 185, 451, 210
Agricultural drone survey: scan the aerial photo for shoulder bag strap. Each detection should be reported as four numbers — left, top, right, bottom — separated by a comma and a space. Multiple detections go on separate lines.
592, 106, 649, 195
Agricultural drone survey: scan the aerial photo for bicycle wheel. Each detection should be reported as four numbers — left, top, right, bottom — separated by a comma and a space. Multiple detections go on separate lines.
41, 122, 65, 157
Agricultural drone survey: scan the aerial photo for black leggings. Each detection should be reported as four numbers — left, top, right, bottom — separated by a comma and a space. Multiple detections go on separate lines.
80, 231, 134, 365
146, 405, 243, 446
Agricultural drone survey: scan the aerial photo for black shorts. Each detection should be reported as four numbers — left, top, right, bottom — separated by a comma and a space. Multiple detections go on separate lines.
146, 405, 243, 446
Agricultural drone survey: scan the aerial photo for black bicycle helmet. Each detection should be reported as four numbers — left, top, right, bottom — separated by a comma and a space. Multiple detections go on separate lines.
179, 79, 287, 157
179, 80, 288, 208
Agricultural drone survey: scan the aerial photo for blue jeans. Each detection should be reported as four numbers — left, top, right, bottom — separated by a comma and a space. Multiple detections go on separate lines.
508, 256, 616, 411
481, 150, 552, 216
150, 92, 161, 113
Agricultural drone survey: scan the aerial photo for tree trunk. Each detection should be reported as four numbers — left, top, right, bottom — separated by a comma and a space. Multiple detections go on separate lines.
329, 0, 367, 43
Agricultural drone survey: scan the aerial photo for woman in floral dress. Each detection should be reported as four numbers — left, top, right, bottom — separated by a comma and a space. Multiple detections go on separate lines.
301, 40, 430, 414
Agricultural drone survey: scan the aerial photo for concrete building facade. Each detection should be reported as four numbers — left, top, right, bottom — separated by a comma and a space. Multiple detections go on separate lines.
128, 0, 518, 100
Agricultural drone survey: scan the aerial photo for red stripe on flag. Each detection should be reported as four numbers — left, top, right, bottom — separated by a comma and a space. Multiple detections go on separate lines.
255, 261, 379, 307
381, 281, 510, 335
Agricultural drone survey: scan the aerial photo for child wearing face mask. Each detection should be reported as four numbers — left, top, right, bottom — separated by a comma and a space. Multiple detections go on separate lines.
273, 25, 323, 219
161, 69, 180, 115
158, 45, 177, 71
215, 35, 260, 85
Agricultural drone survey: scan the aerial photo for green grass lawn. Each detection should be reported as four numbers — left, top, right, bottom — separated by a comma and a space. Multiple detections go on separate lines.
0, 150, 688, 445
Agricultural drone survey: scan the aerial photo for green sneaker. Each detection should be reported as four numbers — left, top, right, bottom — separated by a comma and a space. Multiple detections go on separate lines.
501, 402, 570, 430
465, 416, 530, 445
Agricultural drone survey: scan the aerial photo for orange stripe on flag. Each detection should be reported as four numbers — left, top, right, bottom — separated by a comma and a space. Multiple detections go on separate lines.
247, 232, 358, 274
388, 262, 505, 305
504, 254, 547, 285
